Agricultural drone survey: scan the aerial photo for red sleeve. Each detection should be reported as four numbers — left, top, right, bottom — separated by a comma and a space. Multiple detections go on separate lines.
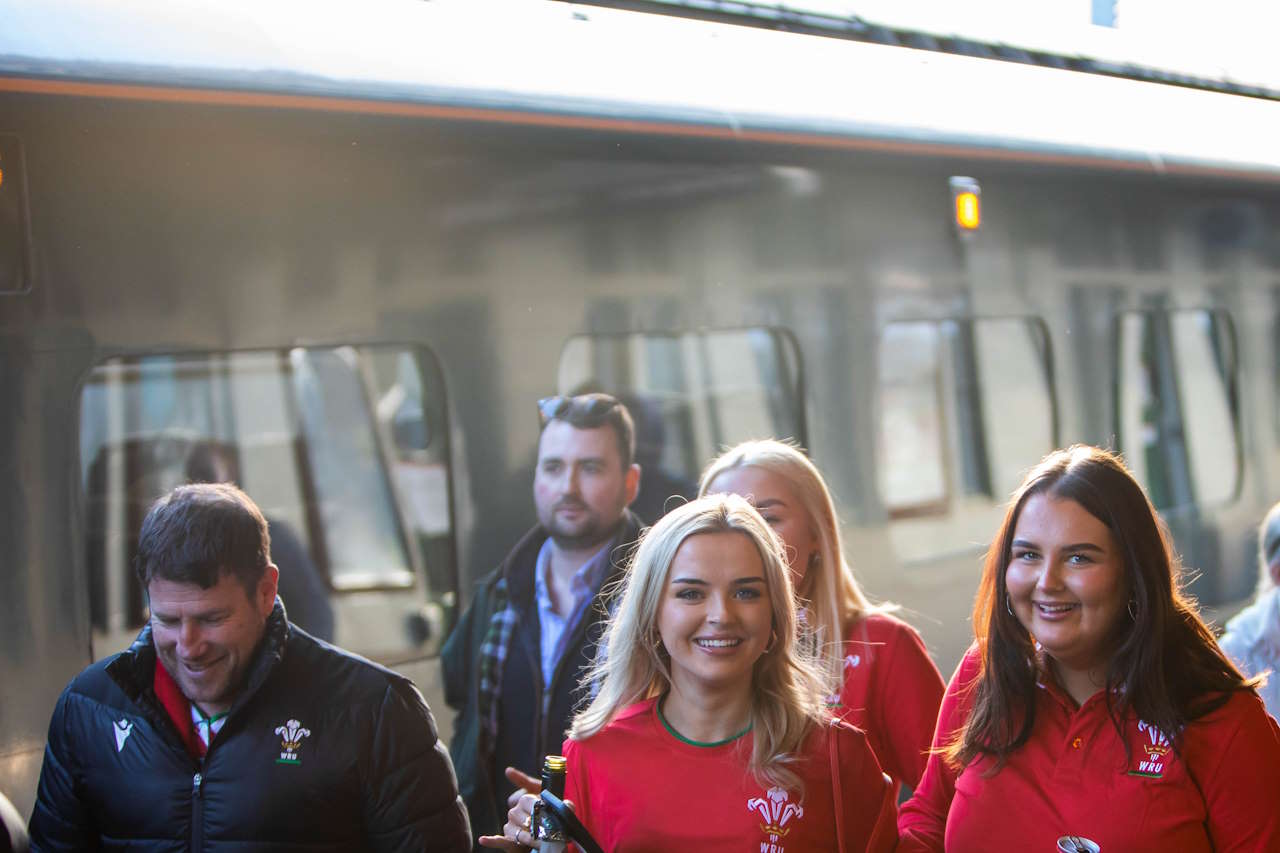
1193, 693, 1280, 852
868, 619, 945, 788
829, 722, 897, 853
563, 737, 590, 828
896, 646, 981, 853
562, 738, 591, 853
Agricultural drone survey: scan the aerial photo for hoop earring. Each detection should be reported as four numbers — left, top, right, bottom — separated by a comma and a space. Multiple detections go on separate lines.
1127, 600, 1138, 621
763, 629, 779, 654
1006, 593, 1014, 616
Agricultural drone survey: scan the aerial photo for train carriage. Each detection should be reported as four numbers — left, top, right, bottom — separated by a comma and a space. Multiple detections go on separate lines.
3, 0, 1280, 820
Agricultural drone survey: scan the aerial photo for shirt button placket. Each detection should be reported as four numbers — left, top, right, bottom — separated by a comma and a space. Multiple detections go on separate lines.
1061, 723, 1090, 779
1054, 708, 1091, 784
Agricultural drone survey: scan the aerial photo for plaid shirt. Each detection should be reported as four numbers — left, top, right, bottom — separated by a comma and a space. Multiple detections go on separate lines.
474, 526, 640, 762
475, 576, 517, 762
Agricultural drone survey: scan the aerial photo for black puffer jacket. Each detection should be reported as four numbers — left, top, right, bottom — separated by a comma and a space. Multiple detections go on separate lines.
29, 601, 470, 852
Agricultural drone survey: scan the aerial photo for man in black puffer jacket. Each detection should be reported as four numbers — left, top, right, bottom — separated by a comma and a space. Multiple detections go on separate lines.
29, 483, 470, 852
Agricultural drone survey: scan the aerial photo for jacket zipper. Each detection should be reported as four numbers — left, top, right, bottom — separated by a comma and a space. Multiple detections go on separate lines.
129, 685, 207, 849
191, 767, 204, 851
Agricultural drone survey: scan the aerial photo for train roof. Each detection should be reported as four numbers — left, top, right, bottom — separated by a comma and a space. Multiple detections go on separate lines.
3, 0, 1280, 181
587, 0, 1280, 103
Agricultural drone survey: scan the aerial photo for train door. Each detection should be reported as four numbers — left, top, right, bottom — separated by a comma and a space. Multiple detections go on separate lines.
78, 344, 458, 690
1115, 307, 1247, 603
873, 315, 1060, 667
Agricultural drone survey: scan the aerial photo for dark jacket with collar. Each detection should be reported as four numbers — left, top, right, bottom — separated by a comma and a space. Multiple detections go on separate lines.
441, 510, 643, 844
29, 600, 470, 852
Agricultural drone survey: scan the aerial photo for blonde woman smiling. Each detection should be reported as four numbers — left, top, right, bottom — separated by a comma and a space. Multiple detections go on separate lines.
487, 494, 896, 852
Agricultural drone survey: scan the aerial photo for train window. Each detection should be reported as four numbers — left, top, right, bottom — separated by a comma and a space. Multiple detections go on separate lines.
878, 317, 1056, 520
79, 345, 455, 660
1117, 309, 1239, 508
877, 322, 947, 515
557, 328, 803, 523
974, 318, 1057, 499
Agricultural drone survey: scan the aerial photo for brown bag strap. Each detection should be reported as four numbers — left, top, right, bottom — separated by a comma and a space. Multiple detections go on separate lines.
829, 721, 846, 853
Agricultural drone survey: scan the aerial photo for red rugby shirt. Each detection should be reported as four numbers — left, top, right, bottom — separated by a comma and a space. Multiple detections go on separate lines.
832, 612, 945, 790
563, 698, 897, 852
898, 645, 1280, 852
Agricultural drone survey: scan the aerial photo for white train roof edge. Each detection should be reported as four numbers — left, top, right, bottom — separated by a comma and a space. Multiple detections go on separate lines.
2, 0, 1280, 180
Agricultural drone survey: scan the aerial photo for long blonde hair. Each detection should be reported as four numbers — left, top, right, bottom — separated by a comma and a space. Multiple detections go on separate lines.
570, 493, 829, 791
698, 439, 890, 691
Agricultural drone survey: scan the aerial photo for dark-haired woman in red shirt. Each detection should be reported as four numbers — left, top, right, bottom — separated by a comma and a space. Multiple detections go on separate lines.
898, 445, 1280, 852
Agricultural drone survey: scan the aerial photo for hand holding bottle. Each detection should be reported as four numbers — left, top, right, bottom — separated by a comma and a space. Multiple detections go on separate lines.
505, 766, 541, 810
479, 759, 574, 852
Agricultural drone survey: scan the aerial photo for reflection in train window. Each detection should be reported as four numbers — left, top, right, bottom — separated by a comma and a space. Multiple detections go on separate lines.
877, 322, 947, 515
878, 317, 1056, 519
78, 345, 455, 661
557, 328, 803, 523
976, 318, 1058, 499
1117, 309, 1239, 509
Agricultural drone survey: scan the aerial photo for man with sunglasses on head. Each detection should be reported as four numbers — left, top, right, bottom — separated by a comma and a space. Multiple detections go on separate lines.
442, 393, 643, 848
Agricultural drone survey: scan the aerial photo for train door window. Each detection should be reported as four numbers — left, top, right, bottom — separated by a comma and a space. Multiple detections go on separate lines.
878, 316, 1056, 563
557, 328, 803, 522
79, 345, 455, 662
877, 322, 948, 516
1117, 309, 1239, 508
973, 318, 1057, 499
878, 317, 1056, 519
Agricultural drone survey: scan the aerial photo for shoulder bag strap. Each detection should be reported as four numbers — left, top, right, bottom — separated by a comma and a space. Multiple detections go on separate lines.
829, 721, 846, 853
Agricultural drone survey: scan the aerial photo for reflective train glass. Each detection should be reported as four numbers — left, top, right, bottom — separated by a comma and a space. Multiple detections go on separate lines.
877, 322, 947, 515
78, 345, 455, 660
974, 318, 1057, 500
1117, 310, 1239, 509
557, 328, 803, 523
877, 316, 1056, 520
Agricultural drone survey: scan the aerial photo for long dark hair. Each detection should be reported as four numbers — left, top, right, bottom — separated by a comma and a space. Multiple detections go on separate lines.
948, 445, 1256, 770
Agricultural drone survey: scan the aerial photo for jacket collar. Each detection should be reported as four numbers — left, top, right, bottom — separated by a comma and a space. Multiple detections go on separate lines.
501, 509, 643, 608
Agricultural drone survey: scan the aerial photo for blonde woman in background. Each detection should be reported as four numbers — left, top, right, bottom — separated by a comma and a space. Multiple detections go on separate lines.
699, 439, 944, 791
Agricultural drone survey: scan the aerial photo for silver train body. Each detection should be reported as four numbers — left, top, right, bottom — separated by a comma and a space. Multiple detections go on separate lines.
3, 0, 1280, 819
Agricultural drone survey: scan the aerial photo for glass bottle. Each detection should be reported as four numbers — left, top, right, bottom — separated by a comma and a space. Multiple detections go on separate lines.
532, 755, 568, 852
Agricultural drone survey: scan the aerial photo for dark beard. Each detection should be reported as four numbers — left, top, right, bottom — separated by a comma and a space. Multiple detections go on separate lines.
546, 518, 620, 553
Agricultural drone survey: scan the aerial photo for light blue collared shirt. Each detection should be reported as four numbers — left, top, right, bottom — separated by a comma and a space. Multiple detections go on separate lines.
533, 537, 613, 688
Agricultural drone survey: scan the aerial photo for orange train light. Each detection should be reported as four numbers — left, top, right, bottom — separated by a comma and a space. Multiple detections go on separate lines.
949, 176, 981, 233
955, 191, 980, 230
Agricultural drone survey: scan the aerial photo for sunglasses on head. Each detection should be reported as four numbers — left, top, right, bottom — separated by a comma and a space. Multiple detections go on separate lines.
537, 395, 620, 425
